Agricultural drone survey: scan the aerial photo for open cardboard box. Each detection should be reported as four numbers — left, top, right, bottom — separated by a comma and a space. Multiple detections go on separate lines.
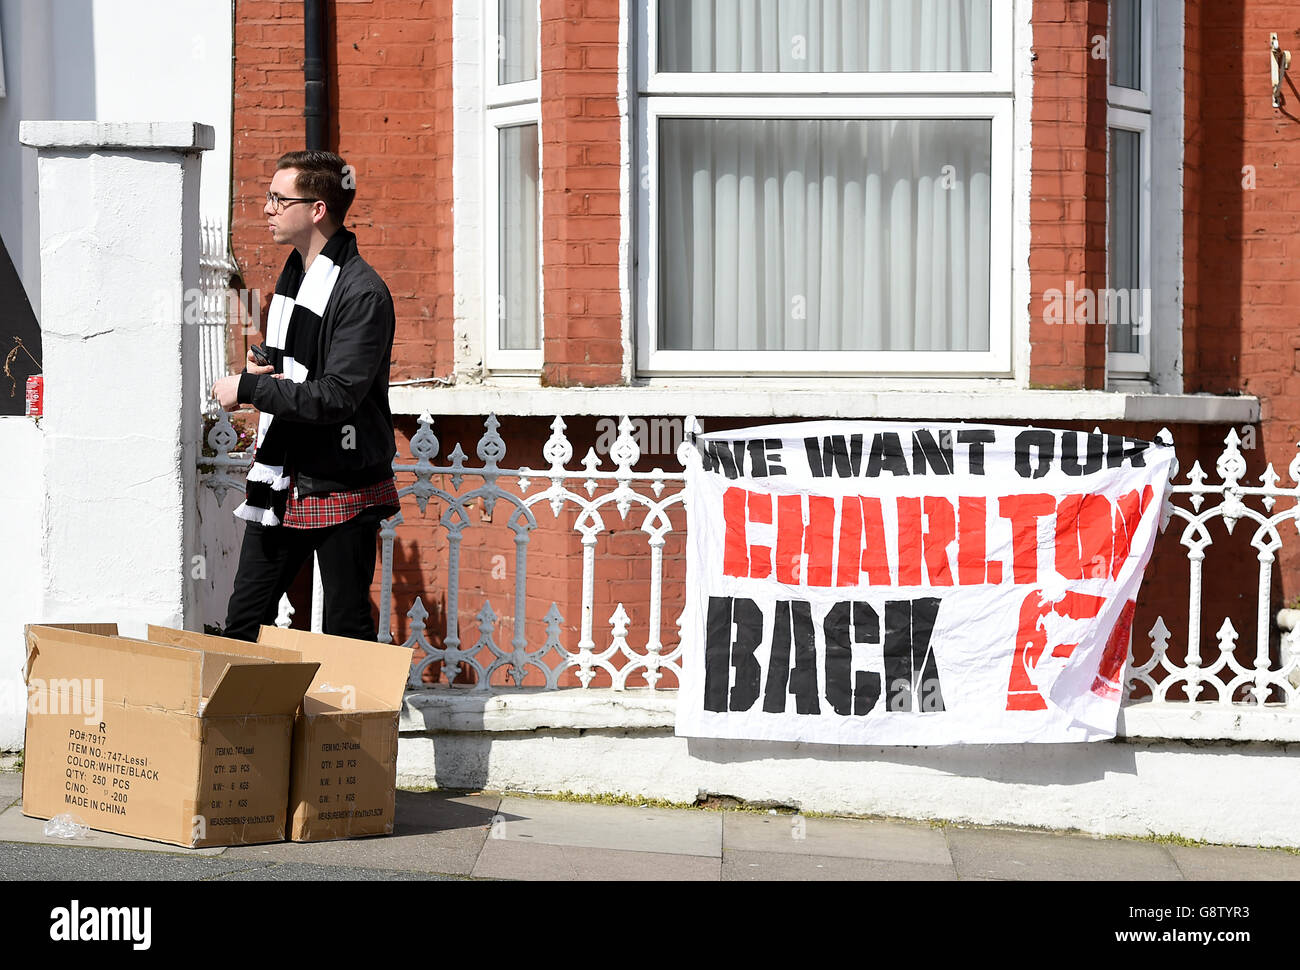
147, 625, 414, 842
21, 624, 319, 848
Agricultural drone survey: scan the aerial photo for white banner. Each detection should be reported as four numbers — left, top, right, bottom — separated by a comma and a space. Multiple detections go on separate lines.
676, 421, 1175, 745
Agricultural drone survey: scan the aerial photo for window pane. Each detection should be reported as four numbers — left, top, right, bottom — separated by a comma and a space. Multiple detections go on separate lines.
658, 118, 991, 352
1109, 0, 1141, 89
500, 124, 539, 351
657, 0, 992, 73
499, 0, 538, 84
1108, 127, 1144, 356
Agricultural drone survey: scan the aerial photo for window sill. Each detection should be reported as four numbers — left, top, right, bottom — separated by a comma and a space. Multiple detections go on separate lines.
390, 383, 1259, 425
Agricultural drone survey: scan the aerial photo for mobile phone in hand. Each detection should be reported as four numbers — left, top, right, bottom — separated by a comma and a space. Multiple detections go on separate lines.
250, 343, 271, 366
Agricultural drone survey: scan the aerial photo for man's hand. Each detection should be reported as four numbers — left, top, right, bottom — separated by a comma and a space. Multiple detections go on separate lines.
246, 347, 276, 375
211, 375, 245, 412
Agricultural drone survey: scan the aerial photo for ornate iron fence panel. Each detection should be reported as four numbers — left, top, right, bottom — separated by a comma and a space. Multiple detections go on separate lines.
200, 411, 689, 692
1129, 428, 1300, 709
197, 415, 1300, 711
197, 219, 236, 410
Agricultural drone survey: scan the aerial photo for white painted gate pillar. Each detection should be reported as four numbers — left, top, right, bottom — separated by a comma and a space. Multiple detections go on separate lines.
18, 121, 213, 638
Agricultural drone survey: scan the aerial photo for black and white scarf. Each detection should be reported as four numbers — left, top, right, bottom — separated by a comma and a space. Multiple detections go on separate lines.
234, 228, 357, 526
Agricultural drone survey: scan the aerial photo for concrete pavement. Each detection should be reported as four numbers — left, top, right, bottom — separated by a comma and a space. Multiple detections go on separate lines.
1, 769, 1297, 881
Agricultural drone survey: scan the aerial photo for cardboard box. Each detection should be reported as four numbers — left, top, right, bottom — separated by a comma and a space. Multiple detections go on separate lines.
147, 625, 414, 842
22, 624, 319, 848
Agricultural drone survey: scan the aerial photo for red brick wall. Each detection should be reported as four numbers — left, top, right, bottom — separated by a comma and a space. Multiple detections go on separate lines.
227, 1, 1297, 682
231, 0, 308, 305
1022, 0, 1296, 670
231, 0, 452, 382
539, 0, 625, 387
1028, 0, 1110, 389
1184, 0, 1300, 620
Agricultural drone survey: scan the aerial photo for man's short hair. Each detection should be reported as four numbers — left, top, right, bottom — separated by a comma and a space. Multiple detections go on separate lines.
276, 150, 355, 225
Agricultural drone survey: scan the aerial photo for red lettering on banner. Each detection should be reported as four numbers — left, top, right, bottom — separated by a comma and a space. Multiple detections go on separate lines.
776, 494, 803, 583
807, 496, 836, 587
922, 497, 956, 586
899, 497, 957, 586
1091, 599, 1137, 697
1111, 486, 1154, 579
897, 497, 922, 585
835, 496, 892, 587
1048, 590, 1107, 658
1007, 589, 1112, 709
957, 496, 988, 585
723, 487, 750, 577
721, 487, 1149, 589
1054, 494, 1115, 580
859, 497, 891, 586
747, 490, 772, 579
998, 494, 1056, 583
1007, 591, 1051, 710
836, 496, 863, 587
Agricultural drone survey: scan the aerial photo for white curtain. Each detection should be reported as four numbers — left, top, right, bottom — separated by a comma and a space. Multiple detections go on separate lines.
658, 0, 992, 73
656, 1, 994, 353
659, 118, 991, 353
500, 124, 539, 350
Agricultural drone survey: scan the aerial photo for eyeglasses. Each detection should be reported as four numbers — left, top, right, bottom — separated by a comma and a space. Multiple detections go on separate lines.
265, 191, 320, 212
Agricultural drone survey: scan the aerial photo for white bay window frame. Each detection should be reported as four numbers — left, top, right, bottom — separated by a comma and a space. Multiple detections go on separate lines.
635, 0, 1016, 378
1106, 0, 1156, 382
638, 97, 1014, 376
484, 0, 542, 373
1106, 110, 1152, 379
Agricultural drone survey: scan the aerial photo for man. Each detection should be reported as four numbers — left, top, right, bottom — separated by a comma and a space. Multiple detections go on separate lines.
211, 150, 398, 642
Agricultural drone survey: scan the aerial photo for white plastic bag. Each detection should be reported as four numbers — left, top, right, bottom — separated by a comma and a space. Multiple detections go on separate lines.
43, 813, 89, 839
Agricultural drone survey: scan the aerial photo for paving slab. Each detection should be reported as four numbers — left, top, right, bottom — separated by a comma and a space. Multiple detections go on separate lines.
1167, 844, 1300, 881
472, 838, 719, 881
722, 848, 957, 881
209, 861, 464, 881
724, 813, 951, 866
224, 790, 500, 876
492, 795, 722, 857
946, 827, 1184, 881
0, 802, 226, 856
0, 772, 22, 808
0, 841, 272, 880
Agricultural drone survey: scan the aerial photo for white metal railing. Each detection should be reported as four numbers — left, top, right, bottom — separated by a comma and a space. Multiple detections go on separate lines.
376, 414, 686, 690
1128, 428, 1300, 708
197, 218, 237, 408
197, 415, 1300, 720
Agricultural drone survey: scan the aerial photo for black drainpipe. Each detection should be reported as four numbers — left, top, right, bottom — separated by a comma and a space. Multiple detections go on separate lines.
304, 0, 328, 150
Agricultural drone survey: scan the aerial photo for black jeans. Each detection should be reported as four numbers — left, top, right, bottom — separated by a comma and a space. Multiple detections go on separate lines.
223, 508, 384, 642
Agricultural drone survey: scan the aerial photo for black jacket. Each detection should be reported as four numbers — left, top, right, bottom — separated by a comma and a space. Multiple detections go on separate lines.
237, 248, 396, 496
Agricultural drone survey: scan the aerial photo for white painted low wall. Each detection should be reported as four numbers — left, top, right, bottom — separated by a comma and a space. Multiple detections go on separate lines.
196, 486, 244, 633
0, 417, 44, 750
19, 122, 212, 644
397, 691, 1300, 848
